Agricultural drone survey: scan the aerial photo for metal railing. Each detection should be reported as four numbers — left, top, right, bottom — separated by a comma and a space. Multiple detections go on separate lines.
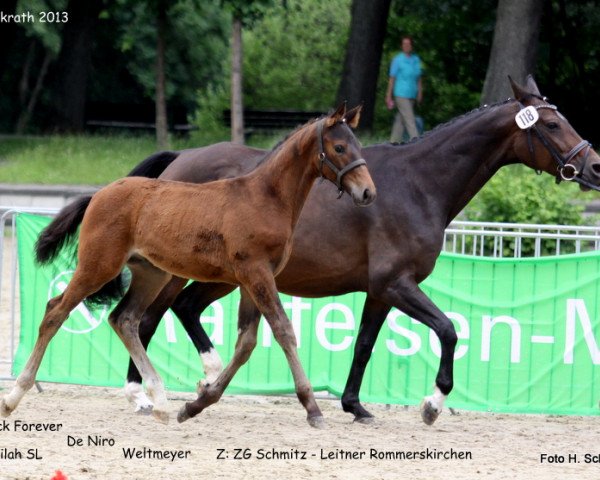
0, 207, 57, 380
444, 221, 600, 258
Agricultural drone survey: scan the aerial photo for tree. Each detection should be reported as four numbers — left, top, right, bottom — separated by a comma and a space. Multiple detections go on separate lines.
155, 0, 169, 149
230, 15, 244, 144
480, 0, 544, 105
223, 0, 276, 144
53, 0, 104, 131
336, 0, 391, 130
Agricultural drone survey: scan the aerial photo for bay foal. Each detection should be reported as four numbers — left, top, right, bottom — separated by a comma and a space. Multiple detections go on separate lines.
1, 104, 375, 427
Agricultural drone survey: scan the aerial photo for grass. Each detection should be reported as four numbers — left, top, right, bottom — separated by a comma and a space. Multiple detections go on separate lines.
0, 131, 280, 185
0, 129, 388, 185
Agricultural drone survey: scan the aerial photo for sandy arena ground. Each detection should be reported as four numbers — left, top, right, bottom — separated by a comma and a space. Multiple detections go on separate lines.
2, 236, 600, 480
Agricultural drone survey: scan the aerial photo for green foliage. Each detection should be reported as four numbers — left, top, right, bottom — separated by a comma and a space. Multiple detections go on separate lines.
193, 0, 351, 133
222, 0, 276, 26
112, 0, 229, 107
463, 165, 585, 226
243, 0, 351, 110
17, 0, 67, 55
461, 165, 588, 255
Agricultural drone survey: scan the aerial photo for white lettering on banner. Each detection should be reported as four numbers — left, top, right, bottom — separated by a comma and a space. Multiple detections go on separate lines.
262, 296, 309, 347
564, 299, 600, 364
385, 311, 421, 356
164, 311, 177, 343
315, 303, 355, 352
201, 301, 224, 345
50, 272, 105, 334
481, 315, 522, 363
429, 312, 470, 359
162, 302, 225, 345
49, 268, 599, 367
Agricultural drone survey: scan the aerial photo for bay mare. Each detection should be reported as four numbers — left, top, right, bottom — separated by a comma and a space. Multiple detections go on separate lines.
118, 76, 600, 425
1, 104, 377, 427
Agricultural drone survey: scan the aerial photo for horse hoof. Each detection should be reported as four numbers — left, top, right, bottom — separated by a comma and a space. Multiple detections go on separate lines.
177, 404, 191, 424
420, 398, 440, 426
354, 415, 375, 425
152, 409, 170, 425
136, 405, 154, 416
0, 398, 13, 418
307, 415, 326, 429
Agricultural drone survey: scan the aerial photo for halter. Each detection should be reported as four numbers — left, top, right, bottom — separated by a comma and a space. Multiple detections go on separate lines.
316, 119, 367, 198
518, 97, 599, 191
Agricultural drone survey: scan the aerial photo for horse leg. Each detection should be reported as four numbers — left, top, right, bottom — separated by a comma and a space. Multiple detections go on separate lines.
1, 267, 120, 417
124, 276, 187, 415
177, 287, 260, 423
376, 276, 458, 426
109, 257, 172, 424
170, 282, 236, 385
341, 295, 391, 423
238, 270, 323, 427
125, 280, 235, 414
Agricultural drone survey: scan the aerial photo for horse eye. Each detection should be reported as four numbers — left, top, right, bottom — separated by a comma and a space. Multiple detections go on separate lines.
334, 145, 345, 154
546, 122, 560, 130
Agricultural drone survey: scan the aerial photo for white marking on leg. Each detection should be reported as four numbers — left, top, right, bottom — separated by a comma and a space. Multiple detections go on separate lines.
2, 384, 28, 415
201, 348, 223, 384
145, 378, 169, 423
425, 386, 446, 414
124, 381, 154, 413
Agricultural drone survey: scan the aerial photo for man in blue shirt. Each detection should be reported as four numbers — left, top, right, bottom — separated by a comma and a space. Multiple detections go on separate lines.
385, 36, 423, 142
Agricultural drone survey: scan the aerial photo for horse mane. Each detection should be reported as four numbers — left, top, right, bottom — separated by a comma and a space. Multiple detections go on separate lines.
390, 98, 516, 147
254, 115, 328, 166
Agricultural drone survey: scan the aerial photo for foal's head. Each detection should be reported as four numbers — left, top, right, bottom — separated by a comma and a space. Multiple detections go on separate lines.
314, 103, 376, 206
510, 75, 600, 191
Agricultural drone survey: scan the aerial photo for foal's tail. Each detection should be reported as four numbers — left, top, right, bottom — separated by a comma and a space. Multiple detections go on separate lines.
34, 194, 126, 308
35, 195, 93, 265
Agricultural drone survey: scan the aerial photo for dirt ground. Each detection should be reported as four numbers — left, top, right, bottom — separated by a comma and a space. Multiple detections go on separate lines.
2, 236, 600, 480
0, 384, 599, 480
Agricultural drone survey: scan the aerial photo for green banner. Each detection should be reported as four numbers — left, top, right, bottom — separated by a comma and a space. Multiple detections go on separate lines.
14, 213, 600, 415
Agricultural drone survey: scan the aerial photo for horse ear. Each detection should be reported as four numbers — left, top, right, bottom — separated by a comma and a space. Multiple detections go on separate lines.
344, 104, 362, 129
525, 75, 542, 96
326, 101, 347, 127
508, 75, 528, 101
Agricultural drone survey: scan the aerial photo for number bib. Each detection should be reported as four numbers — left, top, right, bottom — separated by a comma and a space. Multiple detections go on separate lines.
515, 106, 539, 129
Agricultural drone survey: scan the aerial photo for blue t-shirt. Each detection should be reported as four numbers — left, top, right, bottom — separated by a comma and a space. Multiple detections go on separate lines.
389, 53, 422, 99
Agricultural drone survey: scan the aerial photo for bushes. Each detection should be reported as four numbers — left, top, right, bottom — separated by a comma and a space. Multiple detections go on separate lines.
461, 164, 591, 256
463, 165, 586, 226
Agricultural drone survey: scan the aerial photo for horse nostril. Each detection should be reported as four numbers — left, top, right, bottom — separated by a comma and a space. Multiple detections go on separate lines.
592, 163, 600, 176
362, 188, 375, 204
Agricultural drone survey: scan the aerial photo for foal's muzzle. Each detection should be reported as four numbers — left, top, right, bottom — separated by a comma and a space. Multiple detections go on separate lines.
347, 177, 377, 207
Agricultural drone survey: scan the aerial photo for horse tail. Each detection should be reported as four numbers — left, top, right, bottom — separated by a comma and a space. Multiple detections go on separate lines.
127, 150, 180, 178
35, 195, 92, 265
34, 194, 126, 308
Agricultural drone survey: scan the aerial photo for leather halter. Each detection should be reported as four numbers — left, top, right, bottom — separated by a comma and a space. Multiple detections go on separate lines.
518, 97, 599, 191
316, 119, 367, 198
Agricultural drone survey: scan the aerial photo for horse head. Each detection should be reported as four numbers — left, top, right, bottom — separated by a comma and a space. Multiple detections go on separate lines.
510, 75, 600, 191
316, 103, 376, 206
